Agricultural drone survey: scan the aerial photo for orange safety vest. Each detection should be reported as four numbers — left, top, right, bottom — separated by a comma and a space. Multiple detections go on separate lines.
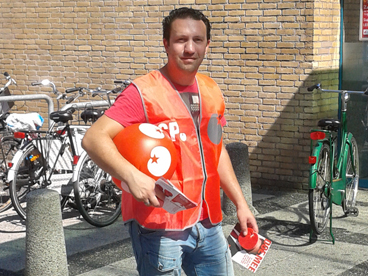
121, 70, 225, 230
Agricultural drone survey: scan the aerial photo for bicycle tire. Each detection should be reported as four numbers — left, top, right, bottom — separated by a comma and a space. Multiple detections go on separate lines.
0, 137, 20, 213
74, 153, 121, 227
9, 144, 46, 220
343, 135, 359, 214
309, 142, 331, 235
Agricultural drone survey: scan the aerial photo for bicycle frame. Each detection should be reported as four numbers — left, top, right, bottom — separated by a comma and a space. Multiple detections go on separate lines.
7, 127, 75, 193
309, 92, 358, 203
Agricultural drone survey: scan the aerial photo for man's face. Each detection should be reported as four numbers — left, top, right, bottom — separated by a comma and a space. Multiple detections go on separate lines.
164, 18, 210, 75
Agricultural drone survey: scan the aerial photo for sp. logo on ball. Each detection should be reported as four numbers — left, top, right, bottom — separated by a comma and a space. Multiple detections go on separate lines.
112, 123, 178, 192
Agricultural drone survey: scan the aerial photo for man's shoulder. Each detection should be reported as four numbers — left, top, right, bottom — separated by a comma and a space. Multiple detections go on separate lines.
196, 72, 212, 80
134, 70, 161, 81
196, 73, 219, 89
133, 70, 165, 87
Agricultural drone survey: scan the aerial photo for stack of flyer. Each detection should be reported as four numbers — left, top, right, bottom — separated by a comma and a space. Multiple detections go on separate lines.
155, 177, 197, 214
227, 223, 272, 273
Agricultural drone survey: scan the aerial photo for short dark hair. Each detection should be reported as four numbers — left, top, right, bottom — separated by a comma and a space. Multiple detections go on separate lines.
162, 7, 211, 42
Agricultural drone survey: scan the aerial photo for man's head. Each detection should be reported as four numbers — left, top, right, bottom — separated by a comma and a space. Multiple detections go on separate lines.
162, 7, 211, 43
161, 7, 211, 85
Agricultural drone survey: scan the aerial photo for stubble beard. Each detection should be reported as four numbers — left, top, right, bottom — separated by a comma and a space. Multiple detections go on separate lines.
177, 56, 204, 74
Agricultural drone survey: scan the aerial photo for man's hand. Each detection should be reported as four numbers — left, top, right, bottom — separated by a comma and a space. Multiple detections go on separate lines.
125, 170, 164, 208
237, 205, 258, 236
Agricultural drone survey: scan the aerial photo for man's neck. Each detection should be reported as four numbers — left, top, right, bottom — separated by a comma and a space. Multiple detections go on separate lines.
160, 65, 196, 86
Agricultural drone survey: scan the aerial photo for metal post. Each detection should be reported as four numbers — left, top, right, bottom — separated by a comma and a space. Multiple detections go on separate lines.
25, 189, 68, 276
60, 100, 112, 111
224, 142, 258, 217
0, 94, 54, 128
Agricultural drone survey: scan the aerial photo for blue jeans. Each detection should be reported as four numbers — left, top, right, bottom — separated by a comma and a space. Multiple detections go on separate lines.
128, 219, 234, 276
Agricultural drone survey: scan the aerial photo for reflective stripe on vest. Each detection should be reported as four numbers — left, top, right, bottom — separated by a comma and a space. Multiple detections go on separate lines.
121, 70, 225, 230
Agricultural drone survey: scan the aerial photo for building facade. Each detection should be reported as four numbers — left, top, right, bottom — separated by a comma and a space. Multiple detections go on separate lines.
1, 0, 359, 191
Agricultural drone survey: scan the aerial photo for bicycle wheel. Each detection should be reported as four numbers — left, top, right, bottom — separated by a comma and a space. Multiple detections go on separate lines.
309, 142, 331, 235
343, 135, 359, 214
0, 137, 20, 212
74, 153, 121, 227
9, 144, 46, 220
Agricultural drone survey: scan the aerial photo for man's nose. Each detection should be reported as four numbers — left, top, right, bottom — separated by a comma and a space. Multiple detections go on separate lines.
184, 40, 195, 53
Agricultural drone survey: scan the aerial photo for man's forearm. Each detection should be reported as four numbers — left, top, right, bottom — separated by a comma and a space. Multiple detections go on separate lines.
218, 144, 258, 233
81, 115, 161, 206
218, 144, 249, 209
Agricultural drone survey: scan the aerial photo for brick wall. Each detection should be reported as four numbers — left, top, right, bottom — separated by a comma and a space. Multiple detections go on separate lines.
0, 0, 342, 191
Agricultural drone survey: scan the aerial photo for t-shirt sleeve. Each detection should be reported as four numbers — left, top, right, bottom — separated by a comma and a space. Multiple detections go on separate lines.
220, 116, 227, 127
104, 84, 146, 127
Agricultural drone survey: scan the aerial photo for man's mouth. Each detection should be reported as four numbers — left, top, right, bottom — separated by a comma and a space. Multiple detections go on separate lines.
181, 57, 196, 62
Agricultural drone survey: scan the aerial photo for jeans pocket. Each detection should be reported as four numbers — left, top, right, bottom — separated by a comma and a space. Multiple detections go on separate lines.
147, 251, 178, 273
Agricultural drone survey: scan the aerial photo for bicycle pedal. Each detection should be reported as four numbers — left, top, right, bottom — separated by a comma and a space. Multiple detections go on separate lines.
346, 207, 359, 217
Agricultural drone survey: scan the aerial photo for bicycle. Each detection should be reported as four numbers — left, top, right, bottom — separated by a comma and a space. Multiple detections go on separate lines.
7, 79, 89, 220
72, 81, 130, 227
0, 72, 20, 212
307, 83, 361, 243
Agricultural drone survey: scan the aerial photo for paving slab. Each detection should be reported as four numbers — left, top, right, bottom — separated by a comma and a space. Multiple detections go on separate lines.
1, 189, 368, 276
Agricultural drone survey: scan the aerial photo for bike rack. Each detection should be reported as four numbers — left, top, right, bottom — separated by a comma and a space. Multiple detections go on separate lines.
0, 94, 54, 128
60, 100, 113, 111
0, 96, 113, 129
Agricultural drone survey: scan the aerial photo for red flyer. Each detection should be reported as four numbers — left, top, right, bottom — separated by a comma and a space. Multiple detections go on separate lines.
155, 178, 197, 214
227, 223, 272, 273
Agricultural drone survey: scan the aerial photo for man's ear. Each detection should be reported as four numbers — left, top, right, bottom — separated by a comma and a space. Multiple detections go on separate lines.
205, 40, 210, 55
163, 38, 169, 51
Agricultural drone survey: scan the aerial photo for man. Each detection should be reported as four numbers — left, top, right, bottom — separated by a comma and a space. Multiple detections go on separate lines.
82, 7, 258, 276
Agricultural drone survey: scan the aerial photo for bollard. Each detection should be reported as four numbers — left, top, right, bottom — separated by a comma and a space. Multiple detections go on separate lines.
223, 142, 258, 217
25, 189, 69, 276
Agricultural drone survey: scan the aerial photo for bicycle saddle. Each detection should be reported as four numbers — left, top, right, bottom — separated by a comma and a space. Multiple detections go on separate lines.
81, 108, 105, 123
317, 118, 341, 131
50, 110, 73, 123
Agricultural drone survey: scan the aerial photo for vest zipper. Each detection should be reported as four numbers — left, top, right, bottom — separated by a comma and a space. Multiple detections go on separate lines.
175, 84, 208, 220
195, 91, 208, 216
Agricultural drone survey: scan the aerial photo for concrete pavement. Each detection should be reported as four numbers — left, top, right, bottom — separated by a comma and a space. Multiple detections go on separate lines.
1, 188, 368, 275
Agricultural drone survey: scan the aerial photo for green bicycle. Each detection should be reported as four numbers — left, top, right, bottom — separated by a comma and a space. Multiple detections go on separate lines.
307, 84, 361, 243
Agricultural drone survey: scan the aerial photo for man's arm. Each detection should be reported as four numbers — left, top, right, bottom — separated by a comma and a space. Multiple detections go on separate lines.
81, 115, 161, 207
218, 144, 258, 235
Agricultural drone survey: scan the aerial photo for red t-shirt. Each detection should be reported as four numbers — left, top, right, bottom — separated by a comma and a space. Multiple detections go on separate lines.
105, 82, 215, 126
105, 81, 226, 220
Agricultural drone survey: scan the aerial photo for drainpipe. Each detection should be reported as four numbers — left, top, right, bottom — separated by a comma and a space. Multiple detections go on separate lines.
339, 0, 344, 90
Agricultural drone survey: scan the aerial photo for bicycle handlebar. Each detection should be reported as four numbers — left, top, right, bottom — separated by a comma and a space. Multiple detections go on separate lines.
65, 87, 79, 93
1, 72, 17, 93
307, 84, 321, 91
65, 87, 90, 94
31, 79, 58, 95
308, 83, 367, 95
364, 87, 368, 96
114, 80, 131, 86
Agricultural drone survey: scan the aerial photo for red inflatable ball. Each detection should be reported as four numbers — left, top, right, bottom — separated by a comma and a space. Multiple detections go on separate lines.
112, 123, 178, 192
